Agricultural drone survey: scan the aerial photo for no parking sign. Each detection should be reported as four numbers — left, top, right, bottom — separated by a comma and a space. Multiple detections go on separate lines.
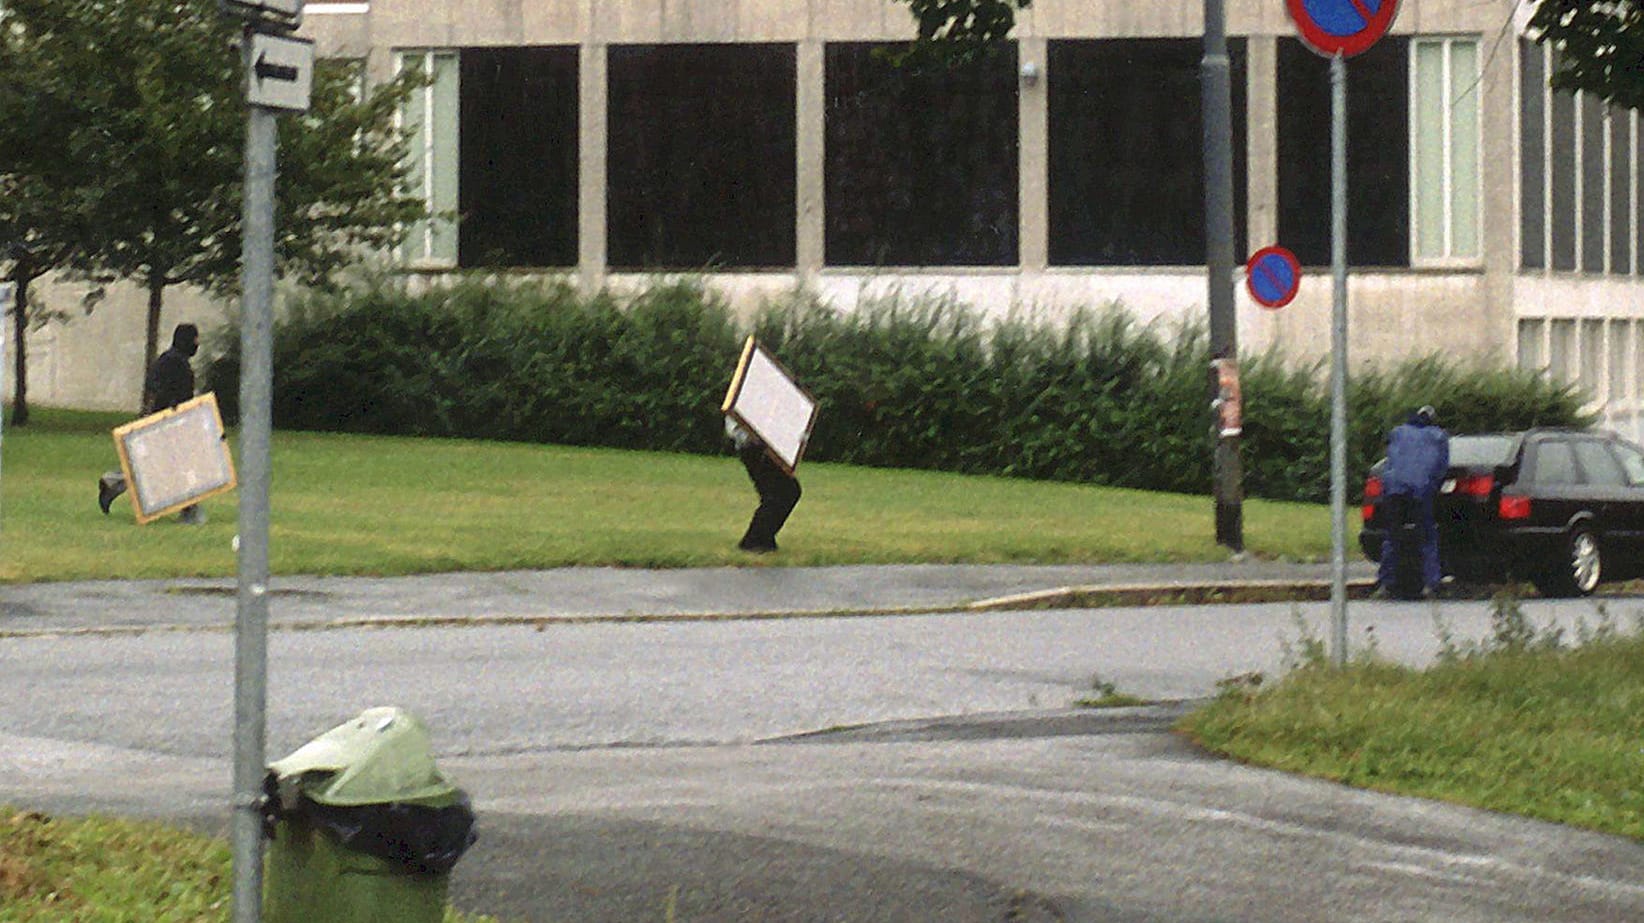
1287, 0, 1401, 58
1246, 246, 1301, 309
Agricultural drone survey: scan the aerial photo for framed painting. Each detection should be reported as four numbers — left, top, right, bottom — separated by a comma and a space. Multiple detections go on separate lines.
721, 336, 819, 474
112, 393, 238, 524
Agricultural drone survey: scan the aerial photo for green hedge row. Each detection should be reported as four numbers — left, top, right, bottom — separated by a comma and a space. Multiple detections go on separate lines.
204, 277, 1591, 503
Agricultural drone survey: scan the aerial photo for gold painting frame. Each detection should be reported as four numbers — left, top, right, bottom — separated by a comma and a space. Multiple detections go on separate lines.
112, 393, 238, 524
721, 336, 819, 475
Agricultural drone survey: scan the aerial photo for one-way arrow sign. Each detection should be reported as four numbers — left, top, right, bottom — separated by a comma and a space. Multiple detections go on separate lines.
246, 32, 313, 112
255, 54, 299, 83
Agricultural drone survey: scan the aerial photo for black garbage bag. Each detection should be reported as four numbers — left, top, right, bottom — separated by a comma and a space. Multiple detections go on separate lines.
262, 774, 478, 876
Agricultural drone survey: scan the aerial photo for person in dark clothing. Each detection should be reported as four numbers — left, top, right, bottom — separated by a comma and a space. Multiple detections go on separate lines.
98, 323, 204, 521
1375, 404, 1450, 597
142, 323, 198, 415
727, 418, 801, 553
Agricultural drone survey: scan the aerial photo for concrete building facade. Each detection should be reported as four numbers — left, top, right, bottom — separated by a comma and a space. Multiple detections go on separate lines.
9, 0, 1644, 440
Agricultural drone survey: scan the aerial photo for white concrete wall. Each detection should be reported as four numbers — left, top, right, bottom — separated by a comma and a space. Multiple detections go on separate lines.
22, 0, 1640, 417
1, 278, 227, 413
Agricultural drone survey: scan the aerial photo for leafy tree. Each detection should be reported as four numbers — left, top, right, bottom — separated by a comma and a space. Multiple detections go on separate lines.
0, 12, 100, 425
0, 0, 426, 407
1529, 0, 1644, 111
0, 183, 90, 427
889, 0, 1031, 65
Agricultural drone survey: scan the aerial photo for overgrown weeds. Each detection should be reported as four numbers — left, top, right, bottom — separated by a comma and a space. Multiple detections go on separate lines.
1184, 600, 1644, 840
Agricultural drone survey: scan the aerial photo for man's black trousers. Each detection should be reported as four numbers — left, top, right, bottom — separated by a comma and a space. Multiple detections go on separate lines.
738, 445, 801, 552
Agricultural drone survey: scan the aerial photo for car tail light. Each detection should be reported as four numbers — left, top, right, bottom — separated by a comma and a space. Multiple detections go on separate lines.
1499, 494, 1532, 520
1455, 473, 1494, 497
1360, 476, 1382, 524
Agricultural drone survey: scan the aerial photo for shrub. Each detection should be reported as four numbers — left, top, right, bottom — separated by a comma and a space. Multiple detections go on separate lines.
204, 277, 1592, 503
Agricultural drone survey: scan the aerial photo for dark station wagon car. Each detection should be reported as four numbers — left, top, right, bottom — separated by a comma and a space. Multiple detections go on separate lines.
1359, 428, 1644, 597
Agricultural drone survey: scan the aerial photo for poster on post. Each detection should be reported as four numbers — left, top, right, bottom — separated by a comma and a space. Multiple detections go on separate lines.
112, 392, 238, 524
721, 336, 819, 475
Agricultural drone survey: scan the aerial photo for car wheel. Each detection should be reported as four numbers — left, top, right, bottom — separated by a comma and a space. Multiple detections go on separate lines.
1533, 526, 1602, 598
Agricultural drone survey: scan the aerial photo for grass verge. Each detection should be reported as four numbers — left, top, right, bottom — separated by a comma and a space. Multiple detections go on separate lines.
0, 809, 499, 922
1179, 605, 1644, 841
0, 408, 1336, 582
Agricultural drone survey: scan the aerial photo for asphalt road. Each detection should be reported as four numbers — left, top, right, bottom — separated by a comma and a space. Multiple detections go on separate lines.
4, 598, 1644, 921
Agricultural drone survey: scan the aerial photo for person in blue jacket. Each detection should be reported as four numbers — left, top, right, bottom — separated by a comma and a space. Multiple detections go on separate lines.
1376, 405, 1450, 597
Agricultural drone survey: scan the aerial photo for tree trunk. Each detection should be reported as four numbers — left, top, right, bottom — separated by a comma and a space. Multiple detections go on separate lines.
143, 276, 165, 393
8, 274, 30, 427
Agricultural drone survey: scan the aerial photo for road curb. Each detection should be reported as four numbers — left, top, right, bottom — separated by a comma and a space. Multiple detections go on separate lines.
0, 579, 1389, 640
968, 578, 1380, 611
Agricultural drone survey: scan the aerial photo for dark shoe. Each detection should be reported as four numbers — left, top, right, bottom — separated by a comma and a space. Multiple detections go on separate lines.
98, 479, 116, 515
738, 540, 777, 554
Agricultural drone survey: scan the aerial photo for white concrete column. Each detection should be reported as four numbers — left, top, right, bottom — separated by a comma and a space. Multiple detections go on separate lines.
578, 42, 608, 296
1244, 36, 1280, 351
1018, 36, 1048, 275
1245, 36, 1278, 252
1480, 24, 1521, 358
796, 40, 826, 287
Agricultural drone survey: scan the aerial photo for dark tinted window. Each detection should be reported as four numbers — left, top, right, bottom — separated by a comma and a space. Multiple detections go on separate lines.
459, 46, 579, 268
1582, 95, 1606, 273
1277, 38, 1409, 267
608, 44, 797, 269
1636, 111, 1644, 274
1531, 440, 1580, 484
1449, 435, 1519, 468
1575, 439, 1627, 486
1520, 39, 1545, 270
1610, 106, 1630, 274
825, 43, 1018, 266
1551, 87, 1577, 270
1047, 38, 1246, 265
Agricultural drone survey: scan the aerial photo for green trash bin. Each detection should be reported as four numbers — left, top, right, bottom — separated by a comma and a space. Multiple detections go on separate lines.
262, 706, 476, 923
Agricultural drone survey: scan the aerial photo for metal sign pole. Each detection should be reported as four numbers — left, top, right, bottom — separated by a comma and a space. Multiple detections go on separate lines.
231, 39, 277, 923
1328, 52, 1349, 668
0, 283, 10, 532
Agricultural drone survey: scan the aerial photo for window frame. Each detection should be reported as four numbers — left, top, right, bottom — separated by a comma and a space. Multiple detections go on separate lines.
1410, 35, 1483, 268
393, 48, 460, 269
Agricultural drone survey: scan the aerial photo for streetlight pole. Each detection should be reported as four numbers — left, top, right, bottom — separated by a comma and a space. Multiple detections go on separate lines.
1203, 0, 1243, 552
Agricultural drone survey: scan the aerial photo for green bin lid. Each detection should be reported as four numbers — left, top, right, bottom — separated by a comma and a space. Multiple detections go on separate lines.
268, 706, 461, 807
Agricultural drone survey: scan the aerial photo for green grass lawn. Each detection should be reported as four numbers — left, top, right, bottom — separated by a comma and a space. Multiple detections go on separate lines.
0, 407, 1335, 582
0, 809, 498, 922
1180, 620, 1644, 841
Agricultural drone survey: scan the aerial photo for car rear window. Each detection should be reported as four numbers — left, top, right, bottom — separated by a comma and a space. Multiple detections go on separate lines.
1447, 435, 1518, 467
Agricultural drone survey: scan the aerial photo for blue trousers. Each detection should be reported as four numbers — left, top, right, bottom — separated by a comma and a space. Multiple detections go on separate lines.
1378, 492, 1442, 590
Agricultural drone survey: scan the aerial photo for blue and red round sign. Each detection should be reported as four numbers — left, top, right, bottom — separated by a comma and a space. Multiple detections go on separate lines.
1246, 245, 1301, 309
1286, 0, 1401, 58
